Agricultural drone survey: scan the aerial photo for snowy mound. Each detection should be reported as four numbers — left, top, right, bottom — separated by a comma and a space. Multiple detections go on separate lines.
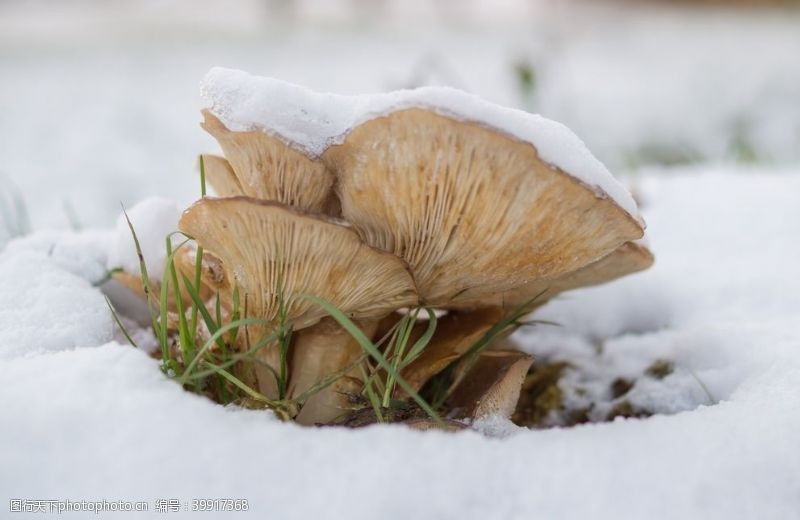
106, 197, 181, 282
201, 67, 640, 220
0, 252, 112, 360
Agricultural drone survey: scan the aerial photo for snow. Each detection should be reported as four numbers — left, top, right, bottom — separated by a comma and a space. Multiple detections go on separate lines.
3, 229, 112, 284
106, 197, 182, 282
202, 67, 641, 220
0, 249, 113, 360
1, 2, 799, 517
514, 169, 800, 424
1, 167, 799, 519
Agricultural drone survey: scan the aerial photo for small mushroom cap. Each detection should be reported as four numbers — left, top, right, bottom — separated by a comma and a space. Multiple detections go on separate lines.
323, 108, 644, 309
174, 246, 229, 299
178, 197, 419, 333
496, 240, 655, 310
200, 154, 244, 197
447, 350, 534, 420
202, 111, 338, 214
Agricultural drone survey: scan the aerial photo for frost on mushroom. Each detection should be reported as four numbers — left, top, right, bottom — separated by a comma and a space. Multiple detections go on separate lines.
115, 69, 653, 428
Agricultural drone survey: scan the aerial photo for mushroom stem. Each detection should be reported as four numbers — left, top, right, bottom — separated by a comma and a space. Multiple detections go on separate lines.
290, 318, 379, 425
495, 240, 655, 311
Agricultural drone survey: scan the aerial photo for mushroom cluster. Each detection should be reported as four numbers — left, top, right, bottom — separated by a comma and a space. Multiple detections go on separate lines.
125, 70, 653, 427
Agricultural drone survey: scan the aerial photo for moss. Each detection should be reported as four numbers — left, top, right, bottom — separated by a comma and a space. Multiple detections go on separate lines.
607, 400, 651, 421
610, 377, 634, 399
646, 359, 674, 380
512, 362, 569, 427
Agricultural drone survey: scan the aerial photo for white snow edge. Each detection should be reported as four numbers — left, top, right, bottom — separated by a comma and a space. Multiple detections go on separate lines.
200, 67, 642, 221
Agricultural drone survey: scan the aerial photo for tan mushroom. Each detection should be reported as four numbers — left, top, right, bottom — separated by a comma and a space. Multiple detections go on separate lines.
323, 108, 644, 309
113, 250, 219, 313
289, 318, 379, 426
495, 240, 655, 312
200, 154, 243, 197
184, 73, 655, 426
178, 196, 418, 398
202, 111, 338, 214
396, 241, 651, 414
173, 246, 229, 301
446, 350, 534, 420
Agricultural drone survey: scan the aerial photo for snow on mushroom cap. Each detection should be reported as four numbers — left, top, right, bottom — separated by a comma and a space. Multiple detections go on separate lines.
201, 67, 641, 221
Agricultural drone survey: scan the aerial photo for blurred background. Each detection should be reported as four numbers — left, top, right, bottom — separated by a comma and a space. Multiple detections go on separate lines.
1, 0, 798, 234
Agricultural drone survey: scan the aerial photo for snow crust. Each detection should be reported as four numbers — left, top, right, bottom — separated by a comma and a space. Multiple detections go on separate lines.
1, 169, 799, 519
106, 197, 181, 282
201, 67, 641, 220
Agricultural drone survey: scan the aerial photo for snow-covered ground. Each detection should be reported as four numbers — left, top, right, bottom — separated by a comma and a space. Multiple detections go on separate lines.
1, 2, 799, 518
1, 167, 798, 519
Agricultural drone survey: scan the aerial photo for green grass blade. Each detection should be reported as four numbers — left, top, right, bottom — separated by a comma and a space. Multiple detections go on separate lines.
432, 290, 549, 407
121, 206, 160, 338
400, 308, 437, 369
198, 154, 207, 197
157, 253, 171, 361
298, 294, 444, 426
180, 316, 274, 382
104, 296, 138, 348
190, 246, 204, 343
165, 237, 194, 368
199, 361, 279, 407
180, 272, 224, 350
292, 353, 368, 405
189, 241, 204, 343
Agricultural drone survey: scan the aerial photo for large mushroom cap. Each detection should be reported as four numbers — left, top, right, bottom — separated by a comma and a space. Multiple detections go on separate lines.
201, 111, 337, 213
323, 108, 645, 309
495, 240, 655, 310
178, 197, 418, 331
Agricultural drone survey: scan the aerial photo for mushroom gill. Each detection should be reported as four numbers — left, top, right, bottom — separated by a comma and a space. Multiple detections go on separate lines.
323, 108, 644, 309
201, 111, 338, 214
178, 196, 418, 398
495, 240, 655, 311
